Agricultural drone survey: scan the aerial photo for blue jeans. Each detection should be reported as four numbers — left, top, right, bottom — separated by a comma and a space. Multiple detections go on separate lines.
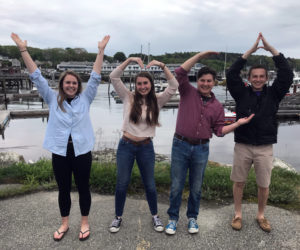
167, 136, 209, 221
115, 138, 157, 216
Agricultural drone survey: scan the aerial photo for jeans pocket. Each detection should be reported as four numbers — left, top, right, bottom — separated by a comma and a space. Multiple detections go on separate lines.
173, 136, 183, 146
119, 138, 129, 146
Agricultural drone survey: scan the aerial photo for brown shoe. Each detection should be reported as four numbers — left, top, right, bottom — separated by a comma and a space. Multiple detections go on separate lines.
231, 217, 242, 230
256, 218, 271, 232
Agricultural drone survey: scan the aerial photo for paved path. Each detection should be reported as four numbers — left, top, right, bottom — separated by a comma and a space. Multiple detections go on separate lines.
0, 192, 299, 250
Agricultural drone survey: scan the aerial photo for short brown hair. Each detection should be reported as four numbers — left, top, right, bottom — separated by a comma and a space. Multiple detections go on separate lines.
248, 65, 268, 78
197, 67, 217, 80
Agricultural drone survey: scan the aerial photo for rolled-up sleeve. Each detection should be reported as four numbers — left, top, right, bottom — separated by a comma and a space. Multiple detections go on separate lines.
157, 77, 178, 108
83, 71, 101, 103
175, 67, 192, 96
30, 68, 55, 104
212, 107, 225, 137
109, 67, 131, 101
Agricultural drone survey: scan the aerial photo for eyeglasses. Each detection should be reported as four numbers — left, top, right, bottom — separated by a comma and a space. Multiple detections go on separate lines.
64, 81, 78, 85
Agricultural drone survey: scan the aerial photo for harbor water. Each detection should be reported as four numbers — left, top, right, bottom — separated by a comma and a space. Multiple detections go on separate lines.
0, 84, 299, 171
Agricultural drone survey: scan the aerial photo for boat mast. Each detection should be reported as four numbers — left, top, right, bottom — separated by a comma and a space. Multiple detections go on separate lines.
147, 42, 150, 65
224, 47, 228, 101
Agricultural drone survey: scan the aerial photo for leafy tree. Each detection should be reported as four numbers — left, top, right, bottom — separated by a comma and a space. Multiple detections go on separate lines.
1, 43, 299, 71
113, 52, 126, 62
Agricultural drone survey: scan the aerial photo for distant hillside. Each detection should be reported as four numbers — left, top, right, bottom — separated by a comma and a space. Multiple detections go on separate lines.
1, 45, 299, 72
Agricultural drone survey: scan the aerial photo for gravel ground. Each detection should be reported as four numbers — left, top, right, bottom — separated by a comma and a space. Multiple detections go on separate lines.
0, 191, 299, 250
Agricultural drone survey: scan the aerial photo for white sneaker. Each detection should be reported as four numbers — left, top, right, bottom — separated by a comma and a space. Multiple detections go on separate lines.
165, 220, 177, 235
188, 218, 199, 234
109, 217, 122, 233
152, 216, 164, 232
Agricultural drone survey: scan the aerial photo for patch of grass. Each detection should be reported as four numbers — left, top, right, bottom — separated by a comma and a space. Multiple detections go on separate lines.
90, 162, 117, 193
269, 167, 300, 204
0, 158, 53, 184
202, 166, 232, 199
0, 159, 299, 211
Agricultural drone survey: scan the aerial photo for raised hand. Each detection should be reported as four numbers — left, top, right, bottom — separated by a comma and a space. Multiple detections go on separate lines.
98, 35, 110, 51
181, 50, 219, 71
260, 33, 279, 56
242, 33, 263, 59
243, 33, 279, 58
249, 33, 263, 54
146, 60, 164, 69
129, 57, 144, 69
11, 33, 27, 51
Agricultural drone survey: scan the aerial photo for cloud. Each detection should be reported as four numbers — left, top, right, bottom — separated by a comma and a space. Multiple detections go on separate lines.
1, 0, 299, 58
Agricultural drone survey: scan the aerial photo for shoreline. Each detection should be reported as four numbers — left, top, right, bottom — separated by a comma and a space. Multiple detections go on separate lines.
0, 149, 298, 173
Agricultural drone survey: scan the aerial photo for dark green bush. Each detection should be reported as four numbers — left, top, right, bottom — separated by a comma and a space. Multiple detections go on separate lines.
0, 160, 299, 210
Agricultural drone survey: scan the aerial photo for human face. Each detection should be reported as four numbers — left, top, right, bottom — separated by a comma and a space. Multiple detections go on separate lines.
248, 68, 268, 91
62, 74, 79, 98
197, 74, 215, 97
136, 77, 152, 96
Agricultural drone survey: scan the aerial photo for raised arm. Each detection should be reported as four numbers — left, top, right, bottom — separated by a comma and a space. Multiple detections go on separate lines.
242, 32, 279, 60
181, 51, 219, 71
146, 60, 173, 80
93, 35, 110, 74
146, 60, 179, 107
109, 57, 144, 100
118, 57, 144, 71
11, 33, 37, 73
10, 32, 55, 104
260, 33, 279, 56
83, 35, 110, 103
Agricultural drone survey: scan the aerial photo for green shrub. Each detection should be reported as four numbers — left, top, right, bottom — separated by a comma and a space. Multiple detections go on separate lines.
0, 160, 299, 210
90, 162, 117, 193
202, 166, 232, 199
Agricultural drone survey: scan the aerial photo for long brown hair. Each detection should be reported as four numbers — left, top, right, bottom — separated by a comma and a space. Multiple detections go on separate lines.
129, 72, 159, 126
57, 70, 82, 112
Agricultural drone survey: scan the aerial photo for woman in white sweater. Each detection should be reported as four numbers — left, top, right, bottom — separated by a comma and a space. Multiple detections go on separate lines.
109, 57, 178, 233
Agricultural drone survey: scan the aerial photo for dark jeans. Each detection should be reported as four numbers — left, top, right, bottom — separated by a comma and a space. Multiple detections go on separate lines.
52, 143, 92, 217
167, 136, 209, 221
115, 137, 157, 216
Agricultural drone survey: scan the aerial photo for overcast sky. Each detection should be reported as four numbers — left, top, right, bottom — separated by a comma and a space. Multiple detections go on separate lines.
1, 0, 299, 58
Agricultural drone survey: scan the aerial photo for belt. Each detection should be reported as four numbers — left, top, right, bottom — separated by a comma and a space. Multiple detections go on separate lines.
174, 133, 209, 145
122, 135, 151, 146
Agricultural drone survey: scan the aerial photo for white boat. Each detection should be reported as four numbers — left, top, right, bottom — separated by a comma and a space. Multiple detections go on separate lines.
154, 80, 168, 93
224, 108, 236, 125
288, 74, 300, 95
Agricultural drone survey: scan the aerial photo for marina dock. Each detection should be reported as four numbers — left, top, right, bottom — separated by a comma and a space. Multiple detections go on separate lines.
111, 91, 300, 119
0, 110, 10, 130
9, 109, 49, 119
0, 109, 49, 132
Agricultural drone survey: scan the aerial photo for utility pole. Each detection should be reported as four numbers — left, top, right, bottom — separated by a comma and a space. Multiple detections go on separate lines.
147, 42, 150, 64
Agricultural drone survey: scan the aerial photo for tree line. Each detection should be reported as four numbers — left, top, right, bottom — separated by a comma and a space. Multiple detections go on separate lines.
1, 45, 300, 72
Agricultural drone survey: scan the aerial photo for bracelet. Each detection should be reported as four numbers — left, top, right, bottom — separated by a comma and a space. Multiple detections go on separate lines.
20, 50, 27, 53
161, 63, 166, 70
